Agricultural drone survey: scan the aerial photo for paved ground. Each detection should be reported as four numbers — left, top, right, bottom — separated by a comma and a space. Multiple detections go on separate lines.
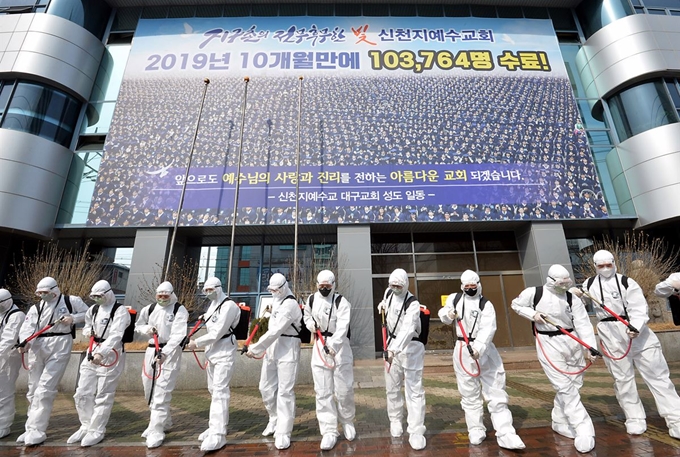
2, 353, 680, 456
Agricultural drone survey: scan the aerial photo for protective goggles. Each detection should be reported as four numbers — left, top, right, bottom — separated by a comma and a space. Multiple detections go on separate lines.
596, 263, 613, 269
463, 284, 478, 290
156, 293, 171, 300
35, 284, 58, 295
90, 288, 112, 299
318, 284, 333, 291
549, 276, 573, 288
389, 284, 404, 291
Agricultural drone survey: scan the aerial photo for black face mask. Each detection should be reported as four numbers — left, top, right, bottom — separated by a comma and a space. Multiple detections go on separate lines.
319, 288, 332, 297
464, 288, 477, 297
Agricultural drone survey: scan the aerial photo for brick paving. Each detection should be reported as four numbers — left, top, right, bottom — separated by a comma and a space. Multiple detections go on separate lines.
1, 358, 680, 455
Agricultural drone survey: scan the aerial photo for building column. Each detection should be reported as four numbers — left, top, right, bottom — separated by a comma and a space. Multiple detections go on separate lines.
337, 225, 374, 360
125, 228, 173, 310
516, 222, 573, 287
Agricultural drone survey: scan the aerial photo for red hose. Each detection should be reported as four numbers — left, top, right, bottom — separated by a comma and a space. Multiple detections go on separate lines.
599, 336, 633, 361
535, 326, 592, 376
456, 320, 480, 377
315, 329, 336, 369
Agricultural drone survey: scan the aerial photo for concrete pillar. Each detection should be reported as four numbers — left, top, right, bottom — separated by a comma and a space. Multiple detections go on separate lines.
337, 225, 374, 360
125, 228, 172, 310
516, 222, 573, 287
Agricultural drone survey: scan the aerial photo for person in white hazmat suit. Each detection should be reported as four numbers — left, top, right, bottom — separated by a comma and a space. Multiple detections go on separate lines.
512, 265, 597, 453
574, 250, 680, 438
0, 289, 25, 439
438, 270, 525, 450
245, 273, 302, 450
185, 277, 241, 452
377, 268, 427, 450
655, 272, 680, 320
17, 276, 88, 446
67, 280, 130, 447
302, 270, 356, 451
135, 281, 188, 449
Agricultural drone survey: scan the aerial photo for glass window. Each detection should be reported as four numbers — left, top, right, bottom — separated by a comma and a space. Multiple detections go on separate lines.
111, 8, 140, 31
196, 5, 223, 17
363, 4, 389, 16
576, 99, 607, 129
141, 6, 167, 19
549, 8, 578, 30
497, 7, 524, 18
647, 8, 669, 14
477, 252, 521, 271
2, 81, 81, 147
560, 44, 588, 99
280, 3, 307, 16
577, 0, 634, 40
168, 6, 195, 18
371, 233, 411, 253
470, 5, 496, 17
414, 253, 476, 272
335, 4, 361, 16
417, 5, 443, 17
224, 4, 250, 17
0, 80, 14, 117
523, 7, 550, 18
607, 80, 679, 141
70, 142, 103, 224
47, 0, 111, 40
82, 44, 131, 135
390, 4, 417, 16
413, 232, 473, 252
645, 0, 680, 7
252, 4, 279, 16
372, 255, 414, 274
473, 231, 517, 251
308, 3, 334, 16
444, 5, 470, 16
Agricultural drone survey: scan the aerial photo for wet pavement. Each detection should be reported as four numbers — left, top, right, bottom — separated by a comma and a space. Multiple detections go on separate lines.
1, 357, 680, 456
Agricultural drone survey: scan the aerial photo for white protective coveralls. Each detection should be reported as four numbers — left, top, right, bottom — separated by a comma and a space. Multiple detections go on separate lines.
247, 273, 302, 450
582, 250, 680, 438
302, 270, 356, 450
512, 265, 596, 453
377, 268, 427, 451
135, 281, 188, 448
17, 277, 87, 446
655, 272, 680, 324
68, 280, 130, 447
655, 272, 680, 299
189, 277, 241, 452
0, 289, 24, 439
438, 270, 525, 450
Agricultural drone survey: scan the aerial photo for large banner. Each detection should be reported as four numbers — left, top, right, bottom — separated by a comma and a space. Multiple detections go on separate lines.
88, 17, 607, 227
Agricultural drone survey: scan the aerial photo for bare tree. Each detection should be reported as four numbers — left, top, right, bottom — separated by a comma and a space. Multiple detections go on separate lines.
9, 240, 108, 307
137, 256, 202, 314
574, 231, 679, 323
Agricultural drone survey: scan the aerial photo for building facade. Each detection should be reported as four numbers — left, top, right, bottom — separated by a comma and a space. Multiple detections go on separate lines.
1, 0, 679, 359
